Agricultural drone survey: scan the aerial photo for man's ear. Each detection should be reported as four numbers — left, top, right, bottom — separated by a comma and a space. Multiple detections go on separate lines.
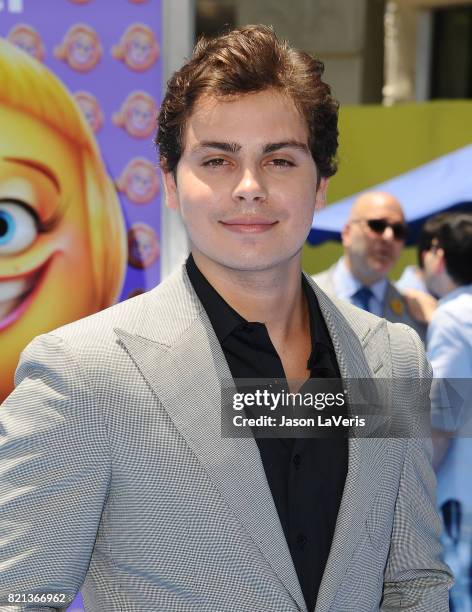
162, 169, 179, 211
314, 177, 329, 211
436, 248, 446, 273
341, 222, 350, 247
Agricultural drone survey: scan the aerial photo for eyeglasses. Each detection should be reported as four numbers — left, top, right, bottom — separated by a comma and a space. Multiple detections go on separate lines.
353, 218, 409, 241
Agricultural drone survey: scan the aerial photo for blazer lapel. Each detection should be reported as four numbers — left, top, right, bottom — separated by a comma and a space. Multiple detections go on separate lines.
115, 268, 307, 612
308, 277, 392, 612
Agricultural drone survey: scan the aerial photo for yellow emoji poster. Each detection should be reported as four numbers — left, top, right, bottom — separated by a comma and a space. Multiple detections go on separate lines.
0, 39, 127, 401
1, 0, 162, 407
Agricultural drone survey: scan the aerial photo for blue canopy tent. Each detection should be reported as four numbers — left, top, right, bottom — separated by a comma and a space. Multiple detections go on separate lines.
308, 144, 472, 246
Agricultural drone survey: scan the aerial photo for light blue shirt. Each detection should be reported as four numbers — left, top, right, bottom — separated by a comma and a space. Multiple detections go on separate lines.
332, 257, 388, 317
427, 284, 472, 507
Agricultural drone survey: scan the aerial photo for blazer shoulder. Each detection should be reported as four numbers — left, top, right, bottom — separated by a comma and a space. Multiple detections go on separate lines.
385, 319, 432, 379
45, 291, 149, 348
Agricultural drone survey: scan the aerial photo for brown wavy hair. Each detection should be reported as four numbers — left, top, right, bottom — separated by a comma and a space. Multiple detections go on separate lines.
156, 24, 339, 179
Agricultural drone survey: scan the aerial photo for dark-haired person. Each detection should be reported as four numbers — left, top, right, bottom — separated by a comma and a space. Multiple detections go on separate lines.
395, 214, 454, 326
312, 191, 426, 338
422, 213, 472, 610
397, 212, 450, 295
0, 25, 452, 611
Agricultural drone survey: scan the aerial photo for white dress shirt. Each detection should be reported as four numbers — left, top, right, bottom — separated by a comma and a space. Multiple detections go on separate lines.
331, 257, 388, 317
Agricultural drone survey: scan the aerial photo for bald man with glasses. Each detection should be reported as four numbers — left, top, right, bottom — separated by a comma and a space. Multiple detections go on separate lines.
313, 191, 426, 339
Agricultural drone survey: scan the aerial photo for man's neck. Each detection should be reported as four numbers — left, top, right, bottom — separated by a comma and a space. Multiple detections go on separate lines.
344, 255, 382, 287
439, 277, 460, 299
191, 249, 308, 344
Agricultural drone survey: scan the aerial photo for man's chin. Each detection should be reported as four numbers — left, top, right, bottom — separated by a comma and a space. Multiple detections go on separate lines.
370, 259, 394, 276
203, 254, 297, 274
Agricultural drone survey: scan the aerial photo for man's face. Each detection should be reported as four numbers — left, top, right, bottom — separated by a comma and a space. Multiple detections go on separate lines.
342, 194, 406, 283
422, 241, 446, 297
164, 90, 326, 273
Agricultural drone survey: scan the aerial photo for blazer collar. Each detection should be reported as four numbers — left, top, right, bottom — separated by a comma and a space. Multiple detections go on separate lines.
116, 266, 392, 612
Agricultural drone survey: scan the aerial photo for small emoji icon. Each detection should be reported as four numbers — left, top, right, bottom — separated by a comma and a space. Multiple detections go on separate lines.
116, 158, 159, 204
128, 223, 160, 269
54, 23, 102, 72
7, 24, 45, 62
111, 23, 159, 72
389, 298, 405, 316
74, 91, 104, 133
113, 91, 158, 139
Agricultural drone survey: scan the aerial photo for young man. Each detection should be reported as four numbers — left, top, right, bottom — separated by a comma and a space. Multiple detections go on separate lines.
0, 25, 451, 612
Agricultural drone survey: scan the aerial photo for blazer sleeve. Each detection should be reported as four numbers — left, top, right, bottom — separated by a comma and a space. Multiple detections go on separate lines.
0, 333, 111, 611
380, 325, 453, 611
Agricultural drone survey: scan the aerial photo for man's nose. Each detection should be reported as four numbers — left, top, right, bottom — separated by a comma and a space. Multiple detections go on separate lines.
232, 167, 267, 203
382, 226, 395, 241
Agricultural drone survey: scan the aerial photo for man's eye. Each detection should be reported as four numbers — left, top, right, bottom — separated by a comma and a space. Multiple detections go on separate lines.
0, 201, 39, 255
202, 158, 228, 167
269, 159, 295, 167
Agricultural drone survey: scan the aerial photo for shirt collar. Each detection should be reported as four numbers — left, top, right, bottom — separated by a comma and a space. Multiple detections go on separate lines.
333, 257, 388, 305
438, 283, 472, 306
185, 253, 243, 341
185, 254, 333, 351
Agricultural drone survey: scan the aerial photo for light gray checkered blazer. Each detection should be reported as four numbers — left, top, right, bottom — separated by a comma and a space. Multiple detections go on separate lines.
0, 266, 452, 612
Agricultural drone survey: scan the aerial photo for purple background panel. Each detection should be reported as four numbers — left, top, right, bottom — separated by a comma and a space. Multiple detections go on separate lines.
1, 1, 162, 610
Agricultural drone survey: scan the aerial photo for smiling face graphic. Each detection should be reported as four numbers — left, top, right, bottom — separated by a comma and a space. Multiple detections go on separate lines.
74, 91, 104, 133
128, 164, 158, 200
113, 91, 157, 139
127, 97, 156, 136
7, 25, 45, 62
116, 158, 159, 204
112, 25, 159, 72
55, 25, 102, 72
128, 33, 152, 65
69, 31, 100, 69
0, 105, 96, 400
127, 222, 159, 268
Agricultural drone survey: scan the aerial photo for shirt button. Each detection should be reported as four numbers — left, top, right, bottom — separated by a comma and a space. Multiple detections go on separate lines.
293, 454, 301, 469
296, 533, 307, 549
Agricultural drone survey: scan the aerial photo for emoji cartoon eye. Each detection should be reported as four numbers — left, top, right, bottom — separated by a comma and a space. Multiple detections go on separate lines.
0, 201, 38, 255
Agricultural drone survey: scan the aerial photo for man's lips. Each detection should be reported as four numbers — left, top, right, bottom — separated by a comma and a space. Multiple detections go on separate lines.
219, 218, 278, 234
374, 250, 394, 261
0, 257, 52, 331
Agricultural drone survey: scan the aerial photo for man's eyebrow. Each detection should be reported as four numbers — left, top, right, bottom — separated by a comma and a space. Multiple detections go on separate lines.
192, 141, 241, 153
191, 140, 310, 155
4, 157, 61, 193
263, 141, 310, 154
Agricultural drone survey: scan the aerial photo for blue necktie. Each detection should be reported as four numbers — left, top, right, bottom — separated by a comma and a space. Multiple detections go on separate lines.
352, 286, 373, 313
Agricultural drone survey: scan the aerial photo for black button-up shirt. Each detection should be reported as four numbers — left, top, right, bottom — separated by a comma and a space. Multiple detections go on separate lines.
186, 255, 347, 612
